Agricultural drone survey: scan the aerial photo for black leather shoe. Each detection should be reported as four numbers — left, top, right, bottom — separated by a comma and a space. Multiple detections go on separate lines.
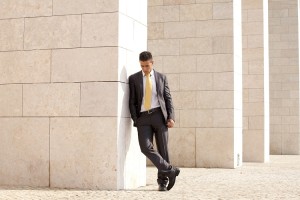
160, 167, 180, 191
158, 184, 167, 191
167, 167, 180, 190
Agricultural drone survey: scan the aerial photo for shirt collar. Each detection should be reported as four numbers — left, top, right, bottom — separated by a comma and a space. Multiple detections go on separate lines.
142, 69, 154, 77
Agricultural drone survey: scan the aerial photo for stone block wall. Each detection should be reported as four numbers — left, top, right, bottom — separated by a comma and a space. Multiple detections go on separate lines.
242, 0, 270, 162
0, 0, 147, 189
147, 0, 242, 168
269, 0, 300, 154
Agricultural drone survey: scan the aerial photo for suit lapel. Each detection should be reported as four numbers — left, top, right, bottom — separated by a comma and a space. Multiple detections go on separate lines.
154, 69, 160, 94
138, 71, 143, 101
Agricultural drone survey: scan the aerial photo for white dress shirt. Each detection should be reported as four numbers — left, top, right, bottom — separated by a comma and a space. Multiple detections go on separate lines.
140, 69, 161, 112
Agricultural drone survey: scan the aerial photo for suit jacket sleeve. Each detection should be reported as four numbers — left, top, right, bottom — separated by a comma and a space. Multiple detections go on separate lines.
129, 75, 138, 126
163, 75, 175, 121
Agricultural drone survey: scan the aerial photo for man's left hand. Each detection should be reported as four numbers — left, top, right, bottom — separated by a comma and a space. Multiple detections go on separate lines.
167, 119, 175, 128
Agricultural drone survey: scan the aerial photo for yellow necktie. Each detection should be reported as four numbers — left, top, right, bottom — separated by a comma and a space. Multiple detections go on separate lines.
144, 73, 152, 110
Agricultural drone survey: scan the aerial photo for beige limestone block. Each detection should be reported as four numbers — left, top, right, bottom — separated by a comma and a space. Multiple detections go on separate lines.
180, 4, 212, 21
148, 5, 179, 23
53, 0, 118, 15
0, 84, 22, 116
180, 73, 213, 91
148, 0, 164, 7
247, 35, 264, 48
196, 128, 234, 168
23, 83, 80, 116
169, 128, 196, 167
197, 91, 234, 109
247, 9, 263, 22
213, 2, 233, 19
213, 36, 233, 53
213, 72, 234, 90
282, 133, 300, 155
24, 15, 81, 50
50, 117, 117, 189
213, 109, 234, 127
196, 20, 233, 37
82, 13, 118, 47
243, 0, 263, 9
164, 0, 195, 5
244, 74, 264, 89
243, 130, 265, 162
243, 116, 249, 130
52, 47, 118, 82
0, 19, 24, 51
0, 0, 52, 19
180, 37, 213, 55
248, 116, 264, 130
197, 54, 233, 72
171, 91, 197, 109
180, 109, 213, 127
270, 133, 281, 155
148, 39, 180, 56
248, 88, 264, 102
243, 88, 249, 102
166, 74, 180, 91
148, 0, 163, 6
80, 82, 118, 117
244, 102, 264, 116
243, 22, 263, 35
25, 0, 52, 17
0, 50, 51, 84
163, 55, 197, 73
148, 23, 164, 40
0, 117, 49, 186
243, 48, 264, 62
248, 61, 264, 74
164, 21, 196, 38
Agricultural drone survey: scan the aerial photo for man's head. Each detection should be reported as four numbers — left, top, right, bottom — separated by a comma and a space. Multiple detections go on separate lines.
139, 51, 153, 75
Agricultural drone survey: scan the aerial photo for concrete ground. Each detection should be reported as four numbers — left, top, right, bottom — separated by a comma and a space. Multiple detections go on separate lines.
0, 155, 300, 200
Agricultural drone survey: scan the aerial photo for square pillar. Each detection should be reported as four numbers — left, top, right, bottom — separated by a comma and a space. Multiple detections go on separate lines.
242, 0, 270, 162
269, 0, 300, 155
148, 0, 242, 168
0, 0, 147, 189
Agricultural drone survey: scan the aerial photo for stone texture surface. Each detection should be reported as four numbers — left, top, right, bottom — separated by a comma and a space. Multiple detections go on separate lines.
51, 47, 118, 82
148, 0, 242, 168
23, 83, 80, 116
50, 117, 118, 189
242, 0, 269, 162
53, 0, 118, 15
0, 0, 52, 19
24, 15, 81, 50
0, 50, 51, 84
0, 84, 22, 116
82, 13, 118, 47
0, 19, 24, 51
269, 0, 300, 155
80, 82, 118, 117
0, 118, 49, 187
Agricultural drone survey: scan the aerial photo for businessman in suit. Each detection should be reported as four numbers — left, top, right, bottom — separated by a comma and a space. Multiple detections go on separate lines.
128, 51, 180, 191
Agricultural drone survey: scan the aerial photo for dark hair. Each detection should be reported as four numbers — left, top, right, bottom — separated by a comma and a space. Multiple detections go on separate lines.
139, 51, 153, 61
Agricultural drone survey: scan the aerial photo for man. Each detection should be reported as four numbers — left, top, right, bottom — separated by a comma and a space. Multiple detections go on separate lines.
128, 51, 180, 191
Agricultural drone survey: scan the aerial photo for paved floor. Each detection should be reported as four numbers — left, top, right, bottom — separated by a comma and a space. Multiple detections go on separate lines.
0, 155, 300, 200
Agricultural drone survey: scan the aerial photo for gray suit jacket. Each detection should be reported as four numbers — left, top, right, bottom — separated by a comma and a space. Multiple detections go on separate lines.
128, 69, 175, 127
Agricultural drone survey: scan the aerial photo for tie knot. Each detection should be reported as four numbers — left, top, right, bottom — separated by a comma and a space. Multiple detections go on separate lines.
146, 73, 151, 78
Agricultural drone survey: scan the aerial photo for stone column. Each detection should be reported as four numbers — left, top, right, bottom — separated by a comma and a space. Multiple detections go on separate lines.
242, 0, 270, 162
269, 0, 300, 154
148, 0, 242, 168
0, 0, 147, 189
